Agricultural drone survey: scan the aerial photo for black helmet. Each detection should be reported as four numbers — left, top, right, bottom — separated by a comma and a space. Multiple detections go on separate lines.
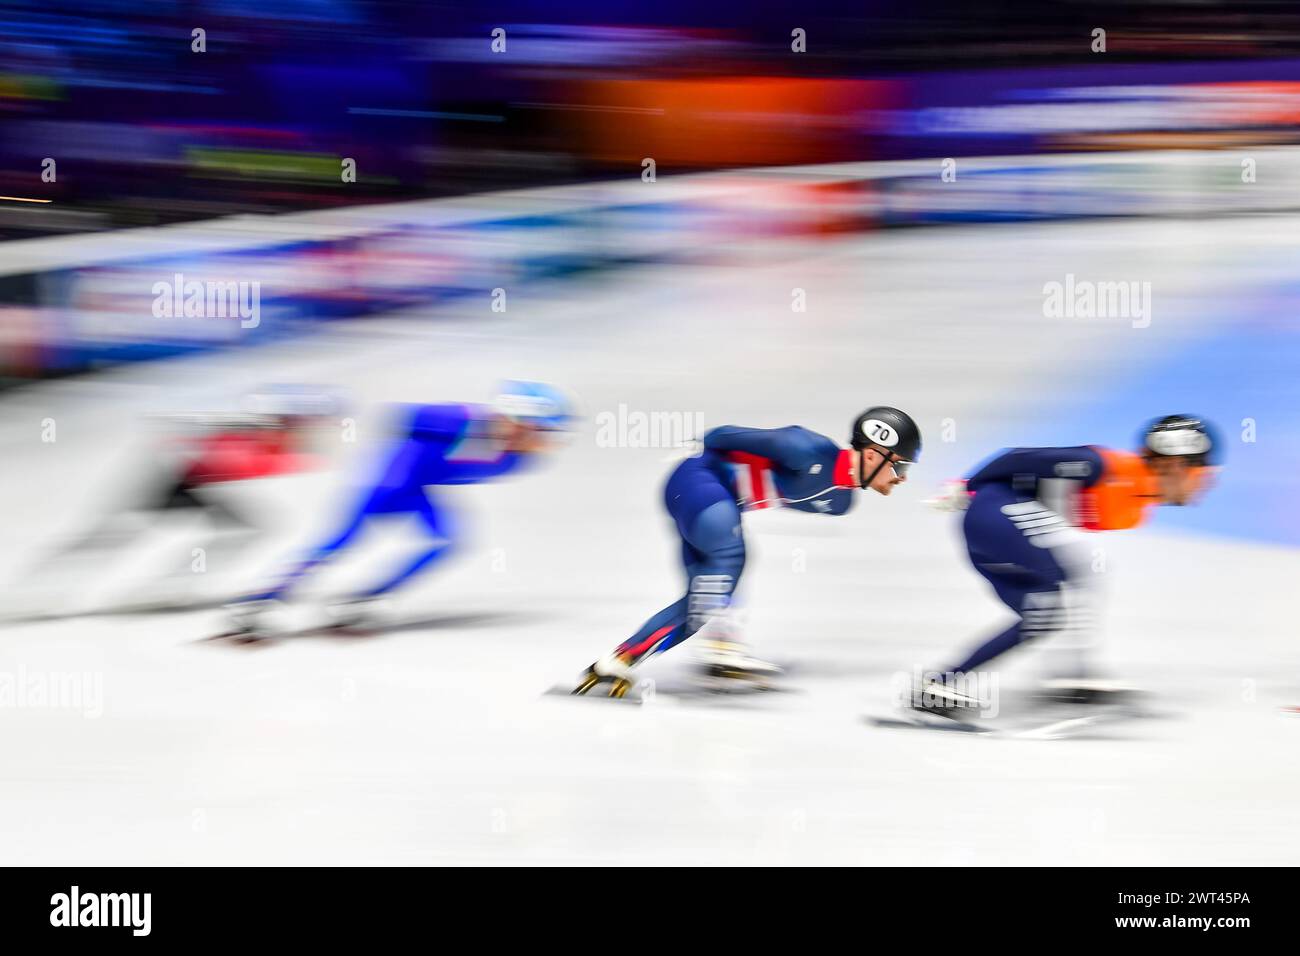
1142, 414, 1220, 466
851, 406, 921, 458
850, 406, 921, 488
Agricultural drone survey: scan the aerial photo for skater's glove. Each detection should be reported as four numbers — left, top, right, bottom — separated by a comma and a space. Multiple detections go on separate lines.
927, 479, 971, 513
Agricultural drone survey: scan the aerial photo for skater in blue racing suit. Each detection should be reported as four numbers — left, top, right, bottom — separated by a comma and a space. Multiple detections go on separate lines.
573, 406, 922, 696
230, 382, 569, 633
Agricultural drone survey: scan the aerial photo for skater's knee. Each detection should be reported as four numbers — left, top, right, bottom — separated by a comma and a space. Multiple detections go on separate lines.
686, 500, 744, 562
1017, 586, 1072, 636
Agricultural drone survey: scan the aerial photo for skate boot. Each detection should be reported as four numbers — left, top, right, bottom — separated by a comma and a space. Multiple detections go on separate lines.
222, 598, 282, 639
325, 595, 388, 632
695, 639, 782, 690
573, 651, 636, 698
907, 676, 985, 722
1035, 677, 1142, 707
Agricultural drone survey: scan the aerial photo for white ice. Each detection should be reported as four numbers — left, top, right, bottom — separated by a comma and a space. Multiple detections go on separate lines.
1, 215, 1297, 865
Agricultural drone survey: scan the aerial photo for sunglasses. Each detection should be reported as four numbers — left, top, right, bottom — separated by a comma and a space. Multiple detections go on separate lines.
889, 458, 913, 479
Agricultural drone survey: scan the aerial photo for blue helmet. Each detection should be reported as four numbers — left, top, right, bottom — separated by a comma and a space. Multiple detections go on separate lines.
494, 381, 573, 431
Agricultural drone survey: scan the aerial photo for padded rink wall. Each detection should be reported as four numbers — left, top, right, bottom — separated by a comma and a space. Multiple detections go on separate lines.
3, 146, 1300, 378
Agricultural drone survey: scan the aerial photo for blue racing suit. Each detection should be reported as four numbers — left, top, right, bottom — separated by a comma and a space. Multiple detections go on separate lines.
256, 403, 529, 601
616, 425, 855, 662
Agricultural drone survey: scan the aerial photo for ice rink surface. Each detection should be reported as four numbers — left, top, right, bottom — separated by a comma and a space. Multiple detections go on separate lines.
2, 215, 1298, 865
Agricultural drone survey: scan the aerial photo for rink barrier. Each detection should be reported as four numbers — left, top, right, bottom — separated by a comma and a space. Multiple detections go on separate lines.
4, 145, 1300, 376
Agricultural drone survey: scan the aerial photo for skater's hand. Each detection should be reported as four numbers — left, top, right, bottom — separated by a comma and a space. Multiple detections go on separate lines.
927, 479, 971, 512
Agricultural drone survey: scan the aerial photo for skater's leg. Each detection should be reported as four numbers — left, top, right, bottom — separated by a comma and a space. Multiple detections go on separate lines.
151, 487, 260, 578
24, 481, 174, 576
575, 465, 744, 695
353, 492, 456, 599
946, 581, 1068, 674
7, 476, 188, 615
678, 498, 745, 645
47, 511, 147, 558
253, 435, 430, 603
614, 498, 745, 664
129, 486, 273, 609
943, 488, 1080, 677
609, 539, 693, 660
246, 489, 375, 602
192, 490, 262, 580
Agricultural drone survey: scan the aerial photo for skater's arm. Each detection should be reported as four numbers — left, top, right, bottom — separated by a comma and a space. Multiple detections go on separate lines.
966, 446, 1104, 491
703, 426, 823, 472
405, 404, 471, 446
458, 448, 530, 481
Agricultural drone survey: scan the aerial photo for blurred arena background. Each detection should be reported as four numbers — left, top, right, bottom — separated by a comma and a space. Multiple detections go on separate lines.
0, 0, 1297, 865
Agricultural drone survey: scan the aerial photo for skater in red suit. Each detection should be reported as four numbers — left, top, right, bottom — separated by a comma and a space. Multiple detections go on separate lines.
8, 385, 340, 618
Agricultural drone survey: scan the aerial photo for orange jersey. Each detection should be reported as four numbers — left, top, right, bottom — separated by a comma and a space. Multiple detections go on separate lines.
1075, 448, 1160, 531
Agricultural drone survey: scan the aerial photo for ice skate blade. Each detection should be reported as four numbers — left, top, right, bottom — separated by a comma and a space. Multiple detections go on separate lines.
868, 712, 992, 734
544, 683, 646, 705
868, 707, 1140, 740
199, 620, 380, 647
691, 674, 778, 695
198, 629, 278, 648
1010, 706, 1156, 739
1012, 715, 1107, 740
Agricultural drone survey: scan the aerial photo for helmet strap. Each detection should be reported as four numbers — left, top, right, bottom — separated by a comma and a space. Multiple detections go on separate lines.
857, 446, 889, 490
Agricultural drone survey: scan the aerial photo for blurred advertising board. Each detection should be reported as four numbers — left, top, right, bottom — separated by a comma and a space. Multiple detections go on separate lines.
6, 141, 1300, 378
